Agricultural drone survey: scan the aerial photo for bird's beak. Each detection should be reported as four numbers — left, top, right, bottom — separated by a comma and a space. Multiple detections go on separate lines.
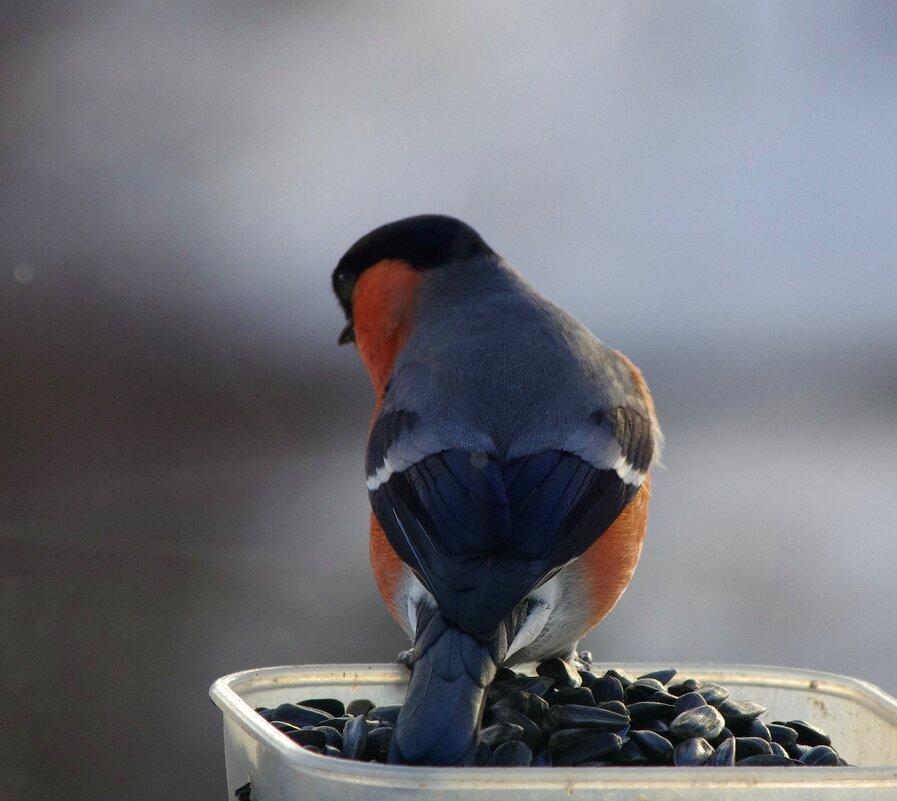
338, 319, 356, 345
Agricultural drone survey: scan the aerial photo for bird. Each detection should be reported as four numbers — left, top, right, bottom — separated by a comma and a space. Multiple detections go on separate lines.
332, 214, 661, 766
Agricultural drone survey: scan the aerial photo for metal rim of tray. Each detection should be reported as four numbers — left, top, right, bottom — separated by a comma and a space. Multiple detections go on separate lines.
210, 662, 897, 790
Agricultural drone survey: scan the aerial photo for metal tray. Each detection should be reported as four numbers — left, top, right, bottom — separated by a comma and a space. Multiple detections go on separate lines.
210, 663, 897, 800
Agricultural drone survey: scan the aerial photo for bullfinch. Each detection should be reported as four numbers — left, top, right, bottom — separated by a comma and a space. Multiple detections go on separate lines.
332, 215, 661, 766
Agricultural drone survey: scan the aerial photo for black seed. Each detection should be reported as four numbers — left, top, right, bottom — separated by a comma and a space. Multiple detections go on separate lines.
736, 754, 796, 766
604, 669, 635, 688
695, 683, 730, 706
341, 715, 369, 759
546, 703, 630, 732
472, 740, 492, 766
323, 745, 342, 758
494, 667, 519, 683
578, 670, 600, 688
670, 705, 725, 740
673, 737, 713, 766
487, 740, 533, 767
545, 687, 596, 707
364, 726, 393, 760
532, 749, 553, 766
488, 676, 555, 702
639, 668, 678, 686
537, 658, 582, 689
233, 780, 252, 801
366, 705, 401, 727
598, 700, 629, 716
627, 701, 676, 724
737, 719, 771, 741
717, 699, 767, 725
313, 725, 343, 749
710, 736, 736, 766
626, 677, 667, 701
668, 678, 700, 696
285, 728, 327, 749
769, 742, 790, 759
303, 744, 322, 754
673, 692, 707, 714
298, 698, 346, 717
787, 720, 832, 747
630, 729, 674, 762
590, 676, 626, 704
490, 707, 545, 752
640, 718, 672, 735
615, 737, 650, 765
548, 727, 601, 753
493, 690, 550, 725
324, 715, 351, 733
480, 722, 525, 748
254, 707, 274, 721
552, 732, 625, 766
651, 691, 680, 704
788, 743, 812, 760
272, 703, 333, 728
735, 737, 773, 760
799, 745, 840, 766
345, 698, 375, 717
768, 723, 799, 747
709, 727, 734, 747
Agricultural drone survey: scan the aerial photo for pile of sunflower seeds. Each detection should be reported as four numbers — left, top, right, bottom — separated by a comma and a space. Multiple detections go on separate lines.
251, 661, 848, 769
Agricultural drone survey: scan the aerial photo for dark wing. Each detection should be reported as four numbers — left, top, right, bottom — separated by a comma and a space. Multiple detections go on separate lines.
367, 408, 654, 640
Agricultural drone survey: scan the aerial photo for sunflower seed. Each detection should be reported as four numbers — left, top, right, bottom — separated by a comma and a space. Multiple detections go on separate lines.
710, 736, 735, 766
799, 745, 840, 766
272, 703, 333, 728
299, 698, 346, 717
673, 736, 713, 766
537, 658, 582, 689
768, 723, 799, 747
546, 703, 630, 732
787, 720, 833, 747
717, 699, 767, 725
487, 740, 533, 767
673, 692, 706, 714
552, 732, 625, 766
695, 683, 729, 706
737, 754, 796, 766
670, 705, 725, 740
630, 729, 674, 762
345, 698, 375, 717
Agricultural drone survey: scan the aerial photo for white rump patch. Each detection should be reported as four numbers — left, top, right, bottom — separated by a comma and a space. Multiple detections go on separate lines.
564, 420, 646, 488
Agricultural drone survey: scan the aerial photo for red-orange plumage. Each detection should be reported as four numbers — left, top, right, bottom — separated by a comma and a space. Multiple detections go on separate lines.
370, 511, 405, 621
352, 258, 422, 617
352, 258, 421, 397
579, 475, 650, 629
578, 349, 657, 629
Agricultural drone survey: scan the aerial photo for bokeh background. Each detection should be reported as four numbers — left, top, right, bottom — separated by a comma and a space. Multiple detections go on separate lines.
2, 1, 896, 798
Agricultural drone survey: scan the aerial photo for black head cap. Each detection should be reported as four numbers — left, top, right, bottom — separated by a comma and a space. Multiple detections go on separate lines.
332, 215, 495, 343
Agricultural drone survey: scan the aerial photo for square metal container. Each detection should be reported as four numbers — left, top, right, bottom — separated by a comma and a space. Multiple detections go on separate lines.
210, 663, 897, 800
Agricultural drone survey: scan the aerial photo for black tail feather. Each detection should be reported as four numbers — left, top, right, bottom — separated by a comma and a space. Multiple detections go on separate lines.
388, 605, 517, 766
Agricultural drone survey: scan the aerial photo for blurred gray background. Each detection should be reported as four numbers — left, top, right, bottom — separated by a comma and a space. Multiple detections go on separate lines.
2, 1, 896, 798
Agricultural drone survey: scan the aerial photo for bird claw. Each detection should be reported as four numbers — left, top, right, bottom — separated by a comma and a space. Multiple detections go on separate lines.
574, 650, 593, 671
396, 649, 415, 670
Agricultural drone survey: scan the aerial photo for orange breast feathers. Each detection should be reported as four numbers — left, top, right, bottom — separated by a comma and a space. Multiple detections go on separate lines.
578, 350, 658, 630
579, 474, 651, 631
352, 259, 422, 398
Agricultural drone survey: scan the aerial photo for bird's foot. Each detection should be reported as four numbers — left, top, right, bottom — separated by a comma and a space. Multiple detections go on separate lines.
574, 650, 593, 671
396, 648, 414, 670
